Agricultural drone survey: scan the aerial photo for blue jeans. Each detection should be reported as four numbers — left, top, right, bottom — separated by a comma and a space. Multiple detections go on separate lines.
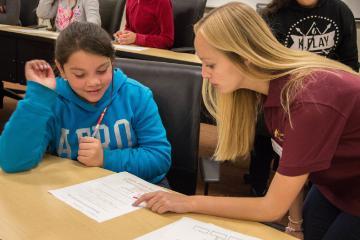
303, 186, 360, 240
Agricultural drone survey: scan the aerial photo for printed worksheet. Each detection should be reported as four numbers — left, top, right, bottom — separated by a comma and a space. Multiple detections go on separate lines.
49, 172, 164, 222
135, 217, 262, 240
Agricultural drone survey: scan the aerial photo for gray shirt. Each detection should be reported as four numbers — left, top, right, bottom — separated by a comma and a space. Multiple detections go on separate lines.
0, 0, 20, 25
36, 0, 101, 31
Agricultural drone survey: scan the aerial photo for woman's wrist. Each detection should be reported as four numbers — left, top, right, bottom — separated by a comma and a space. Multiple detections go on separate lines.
186, 195, 200, 212
286, 215, 303, 232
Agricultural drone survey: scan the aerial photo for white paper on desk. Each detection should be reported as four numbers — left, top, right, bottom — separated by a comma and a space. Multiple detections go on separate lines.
135, 217, 262, 240
49, 172, 164, 222
113, 44, 148, 51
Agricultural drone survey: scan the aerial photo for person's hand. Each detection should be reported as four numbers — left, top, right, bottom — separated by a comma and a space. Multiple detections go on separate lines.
25, 60, 56, 90
0, 5, 6, 13
113, 30, 121, 41
133, 191, 194, 214
113, 30, 136, 45
78, 137, 104, 167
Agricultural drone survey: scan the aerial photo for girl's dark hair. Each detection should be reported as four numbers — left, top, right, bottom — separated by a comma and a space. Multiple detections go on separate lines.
259, 0, 292, 17
55, 22, 115, 67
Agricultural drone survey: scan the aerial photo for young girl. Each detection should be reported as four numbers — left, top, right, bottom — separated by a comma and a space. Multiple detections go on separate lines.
133, 3, 360, 239
113, 0, 174, 49
36, 0, 101, 31
0, 21, 171, 185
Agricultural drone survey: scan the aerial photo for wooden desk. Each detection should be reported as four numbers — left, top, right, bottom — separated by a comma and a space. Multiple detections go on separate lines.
0, 24, 200, 85
113, 44, 201, 66
0, 155, 296, 240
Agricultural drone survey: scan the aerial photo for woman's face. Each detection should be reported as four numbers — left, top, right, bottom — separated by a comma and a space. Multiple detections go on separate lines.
57, 50, 113, 103
194, 34, 247, 94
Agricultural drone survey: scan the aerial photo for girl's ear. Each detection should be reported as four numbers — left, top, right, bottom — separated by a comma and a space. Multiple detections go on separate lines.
55, 60, 66, 79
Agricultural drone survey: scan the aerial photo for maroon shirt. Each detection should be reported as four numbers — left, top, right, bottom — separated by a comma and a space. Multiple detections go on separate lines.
264, 70, 360, 216
125, 0, 174, 49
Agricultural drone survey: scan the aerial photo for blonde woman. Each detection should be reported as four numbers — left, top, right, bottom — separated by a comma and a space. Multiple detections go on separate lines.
134, 2, 360, 239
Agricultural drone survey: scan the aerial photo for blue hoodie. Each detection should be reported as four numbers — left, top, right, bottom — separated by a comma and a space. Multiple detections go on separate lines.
0, 68, 171, 183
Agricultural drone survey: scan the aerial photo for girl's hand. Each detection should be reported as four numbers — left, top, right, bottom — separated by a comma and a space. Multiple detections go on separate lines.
133, 191, 194, 214
113, 30, 122, 42
25, 60, 56, 90
77, 137, 104, 167
114, 30, 136, 45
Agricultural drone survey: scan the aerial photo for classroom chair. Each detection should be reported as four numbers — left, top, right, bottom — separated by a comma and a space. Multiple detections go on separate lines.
0, 81, 22, 108
113, 58, 202, 195
171, 0, 207, 53
99, 0, 126, 36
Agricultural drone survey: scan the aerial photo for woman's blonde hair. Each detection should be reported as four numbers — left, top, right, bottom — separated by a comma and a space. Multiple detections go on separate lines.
195, 2, 357, 161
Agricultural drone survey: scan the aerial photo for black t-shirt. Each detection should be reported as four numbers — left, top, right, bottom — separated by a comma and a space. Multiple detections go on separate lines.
265, 0, 359, 71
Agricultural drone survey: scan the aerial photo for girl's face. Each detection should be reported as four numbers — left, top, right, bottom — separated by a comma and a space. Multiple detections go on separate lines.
194, 34, 246, 94
57, 50, 113, 104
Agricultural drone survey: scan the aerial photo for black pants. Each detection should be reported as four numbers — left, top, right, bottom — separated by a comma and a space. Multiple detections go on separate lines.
303, 186, 360, 240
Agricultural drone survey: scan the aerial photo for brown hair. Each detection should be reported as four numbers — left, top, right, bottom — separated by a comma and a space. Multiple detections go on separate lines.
55, 21, 115, 67
260, 0, 292, 16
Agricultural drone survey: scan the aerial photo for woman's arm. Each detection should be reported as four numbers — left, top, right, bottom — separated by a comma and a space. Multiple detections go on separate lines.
84, 0, 101, 26
336, 2, 359, 71
286, 189, 304, 239
0, 60, 56, 172
135, 172, 308, 222
36, 0, 58, 19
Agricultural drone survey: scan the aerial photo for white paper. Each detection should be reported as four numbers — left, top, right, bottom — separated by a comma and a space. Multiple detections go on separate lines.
113, 44, 148, 51
49, 172, 164, 222
135, 217, 262, 240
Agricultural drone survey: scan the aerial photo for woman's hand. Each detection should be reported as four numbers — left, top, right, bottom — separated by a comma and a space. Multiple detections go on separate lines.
133, 191, 195, 214
25, 60, 56, 90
